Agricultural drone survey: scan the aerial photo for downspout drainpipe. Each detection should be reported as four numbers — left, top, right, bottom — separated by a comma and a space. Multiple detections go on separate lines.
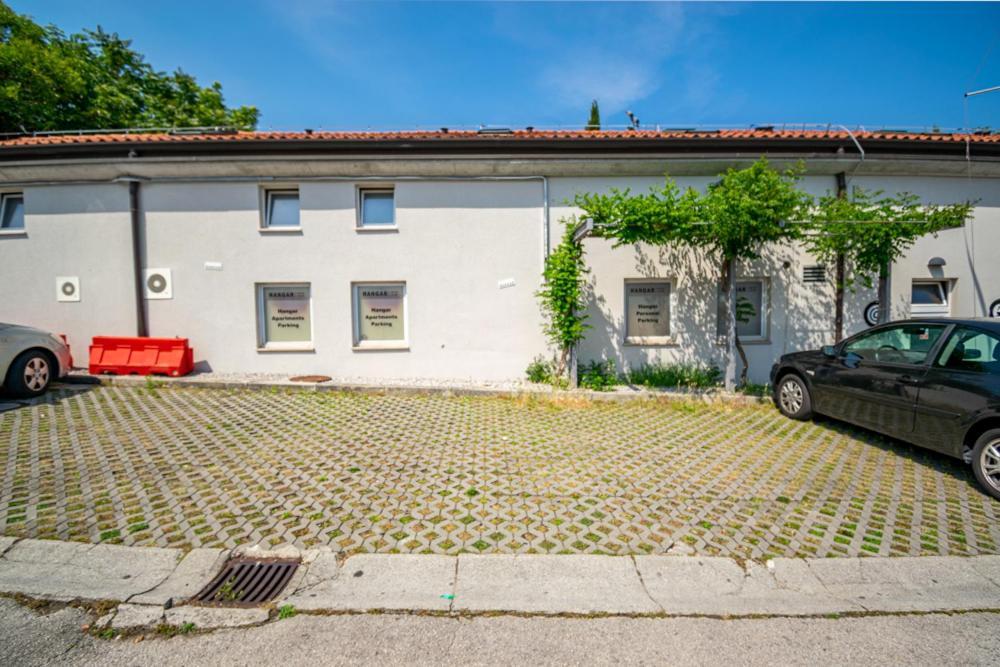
118, 177, 148, 337
542, 175, 550, 261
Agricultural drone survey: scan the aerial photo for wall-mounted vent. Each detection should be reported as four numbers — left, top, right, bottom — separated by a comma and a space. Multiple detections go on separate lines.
143, 268, 173, 300
803, 265, 826, 283
56, 276, 80, 302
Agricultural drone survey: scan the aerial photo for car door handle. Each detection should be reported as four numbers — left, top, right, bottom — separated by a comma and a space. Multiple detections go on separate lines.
897, 375, 921, 386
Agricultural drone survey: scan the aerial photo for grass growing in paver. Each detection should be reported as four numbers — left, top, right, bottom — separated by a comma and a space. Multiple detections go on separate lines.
1, 385, 999, 559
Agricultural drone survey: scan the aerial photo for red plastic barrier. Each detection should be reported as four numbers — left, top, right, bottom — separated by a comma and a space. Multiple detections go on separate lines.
88, 336, 194, 377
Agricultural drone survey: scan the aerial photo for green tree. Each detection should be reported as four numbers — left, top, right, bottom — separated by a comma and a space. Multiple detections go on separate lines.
807, 188, 971, 325
0, 2, 258, 132
577, 158, 810, 390
536, 222, 591, 383
586, 99, 600, 131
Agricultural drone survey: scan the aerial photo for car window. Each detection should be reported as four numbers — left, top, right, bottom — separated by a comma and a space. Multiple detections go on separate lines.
842, 324, 947, 365
934, 327, 1000, 375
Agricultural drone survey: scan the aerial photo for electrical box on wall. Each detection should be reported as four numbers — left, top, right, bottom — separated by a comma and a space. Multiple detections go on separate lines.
143, 268, 173, 300
56, 276, 80, 302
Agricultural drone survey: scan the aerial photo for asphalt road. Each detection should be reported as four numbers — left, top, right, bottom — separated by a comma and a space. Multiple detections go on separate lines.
1, 598, 997, 667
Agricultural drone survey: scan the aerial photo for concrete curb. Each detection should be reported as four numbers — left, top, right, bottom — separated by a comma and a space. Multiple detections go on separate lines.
61, 373, 770, 405
2, 538, 998, 632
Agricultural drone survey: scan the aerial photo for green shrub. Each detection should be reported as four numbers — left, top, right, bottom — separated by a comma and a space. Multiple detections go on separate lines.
578, 360, 619, 391
737, 382, 771, 397
625, 362, 721, 389
525, 356, 554, 384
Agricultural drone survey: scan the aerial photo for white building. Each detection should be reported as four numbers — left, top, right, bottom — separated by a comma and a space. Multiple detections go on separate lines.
1, 128, 998, 384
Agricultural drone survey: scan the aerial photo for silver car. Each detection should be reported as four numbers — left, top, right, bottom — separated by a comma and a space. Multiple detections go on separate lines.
0, 323, 73, 397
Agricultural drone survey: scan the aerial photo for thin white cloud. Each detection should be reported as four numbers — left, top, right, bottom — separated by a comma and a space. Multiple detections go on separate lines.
489, 2, 698, 120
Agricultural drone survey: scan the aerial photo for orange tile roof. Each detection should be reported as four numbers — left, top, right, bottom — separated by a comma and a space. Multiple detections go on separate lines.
1, 128, 998, 148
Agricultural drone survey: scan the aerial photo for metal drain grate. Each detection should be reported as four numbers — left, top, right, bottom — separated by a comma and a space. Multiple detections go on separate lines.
193, 557, 299, 606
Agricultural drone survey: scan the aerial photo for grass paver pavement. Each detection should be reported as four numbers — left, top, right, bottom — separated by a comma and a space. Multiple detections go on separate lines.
1, 385, 997, 559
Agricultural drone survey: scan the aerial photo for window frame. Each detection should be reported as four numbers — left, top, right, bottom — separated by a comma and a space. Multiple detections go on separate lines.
356, 187, 397, 231
623, 278, 676, 346
255, 282, 314, 352
351, 281, 409, 350
259, 187, 301, 232
716, 277, 770, 343
910, 280, 950, 317
0, 192, 26, 235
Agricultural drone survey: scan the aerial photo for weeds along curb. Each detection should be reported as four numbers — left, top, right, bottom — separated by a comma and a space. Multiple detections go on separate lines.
63, 374, 771, 407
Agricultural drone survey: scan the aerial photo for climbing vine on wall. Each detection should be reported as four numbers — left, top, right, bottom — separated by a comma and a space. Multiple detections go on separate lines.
536, 221, 591, 379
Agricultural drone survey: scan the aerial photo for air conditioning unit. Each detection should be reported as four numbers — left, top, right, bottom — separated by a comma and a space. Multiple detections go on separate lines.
143, 268, 173, 300
56, 276, 80, 302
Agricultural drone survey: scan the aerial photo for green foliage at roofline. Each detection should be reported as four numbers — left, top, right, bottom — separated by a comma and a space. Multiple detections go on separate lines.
586, 99, 600, 131
575, 157, 811, 263
805, 187, 973, 291
0, 2, 258, 133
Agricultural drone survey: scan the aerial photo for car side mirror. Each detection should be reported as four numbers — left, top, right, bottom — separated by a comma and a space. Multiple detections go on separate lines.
821, 345, 838, 359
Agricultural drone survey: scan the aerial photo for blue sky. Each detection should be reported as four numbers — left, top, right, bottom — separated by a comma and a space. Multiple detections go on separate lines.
14, 1, 1000, 131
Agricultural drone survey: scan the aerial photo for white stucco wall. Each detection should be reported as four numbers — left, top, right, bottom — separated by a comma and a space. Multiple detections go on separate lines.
137, 179, 547, 379
0, 160, 997, 385
0, 183, 136, 357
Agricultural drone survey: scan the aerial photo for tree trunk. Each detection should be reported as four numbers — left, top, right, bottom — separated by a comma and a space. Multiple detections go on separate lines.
721, 257, 738, 392
568, 345, 578, 389
834, 171, 847, 342
834, 252, 846, 342
735, 330, 749, 387
877, 263, 891, 324
556, 347, 569, 379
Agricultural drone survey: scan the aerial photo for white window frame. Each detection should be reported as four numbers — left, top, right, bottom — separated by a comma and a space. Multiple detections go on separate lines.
356, 187, 397, 231
0, 192, 25, 235
717, 277, 771, 343
352, 281, 409, 350
911, 280, 950, 317
623, 278, 676, 346
259, 187, 301, 232
255, 283, 314, 351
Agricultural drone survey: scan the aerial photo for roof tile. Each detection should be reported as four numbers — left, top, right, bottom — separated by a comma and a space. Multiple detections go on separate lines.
0, 128, 997, 148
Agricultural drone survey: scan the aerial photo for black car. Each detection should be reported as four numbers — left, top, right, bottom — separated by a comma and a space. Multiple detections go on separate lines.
770, 318, 1000, 500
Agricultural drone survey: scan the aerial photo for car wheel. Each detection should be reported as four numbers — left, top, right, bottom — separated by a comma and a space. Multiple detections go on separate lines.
5, 350, 53, 398
775, 373, 813, 420
971, 429, 1000, 501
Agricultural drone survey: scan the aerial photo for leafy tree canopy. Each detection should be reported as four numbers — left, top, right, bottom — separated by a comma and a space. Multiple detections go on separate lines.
0, 2, 258, 132
806, 187, 972, 289
576, 157, 810, 265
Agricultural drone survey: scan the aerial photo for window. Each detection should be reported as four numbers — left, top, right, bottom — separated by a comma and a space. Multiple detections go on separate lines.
358, 189, 395, 228
911, 281, 949, 316
934, 327, 1000, 375
624, 280, 671, 343
256, 284, 312, 349
262, 189, 300, 229
716, 279, 768, 340
0, 193, 24, 232
843, 323, 946, 365
353, 283, 407, 348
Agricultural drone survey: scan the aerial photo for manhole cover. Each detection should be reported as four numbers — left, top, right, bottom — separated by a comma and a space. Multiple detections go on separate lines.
289, 375, 332, 383
193, 557, 299, 607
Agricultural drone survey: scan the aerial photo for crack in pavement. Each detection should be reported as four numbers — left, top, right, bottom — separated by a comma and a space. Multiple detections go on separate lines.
630, 555, 664, 613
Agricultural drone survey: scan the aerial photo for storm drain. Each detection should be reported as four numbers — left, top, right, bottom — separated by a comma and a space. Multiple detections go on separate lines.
193, 557, 299, 606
